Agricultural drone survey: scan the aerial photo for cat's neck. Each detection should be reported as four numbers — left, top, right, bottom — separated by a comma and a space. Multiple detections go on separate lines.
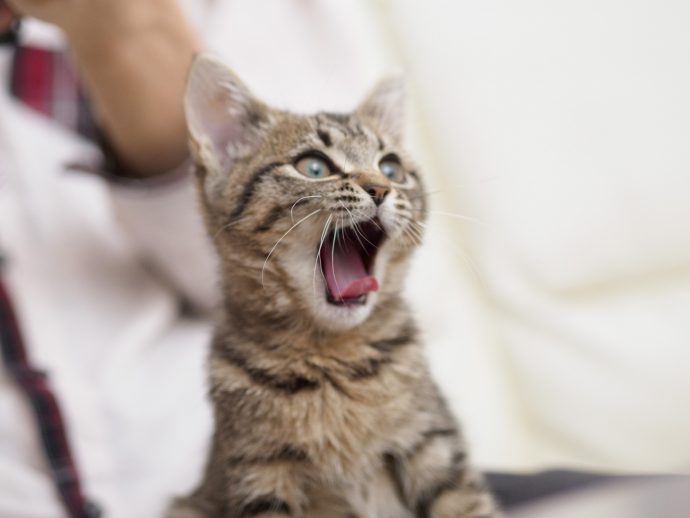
215, 287, 411, 357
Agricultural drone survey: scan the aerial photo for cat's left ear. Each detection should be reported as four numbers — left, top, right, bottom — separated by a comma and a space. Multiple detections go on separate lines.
184, 54, 270, 174
356, 75, 405, 145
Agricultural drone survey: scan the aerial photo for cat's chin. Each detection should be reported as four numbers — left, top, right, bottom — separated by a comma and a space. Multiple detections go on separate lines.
311, 290, 380, 332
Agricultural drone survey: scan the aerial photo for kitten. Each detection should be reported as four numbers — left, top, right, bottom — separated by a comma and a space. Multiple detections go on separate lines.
167, 55, 502, 518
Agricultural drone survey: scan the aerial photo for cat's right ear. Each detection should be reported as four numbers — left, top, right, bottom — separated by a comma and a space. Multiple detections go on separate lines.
184, 54, 270, 174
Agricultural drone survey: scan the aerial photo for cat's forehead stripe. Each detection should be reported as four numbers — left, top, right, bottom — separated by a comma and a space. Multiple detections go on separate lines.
316, 128, 332, 147
313, 113, 381, 166
316, 112, 373, 142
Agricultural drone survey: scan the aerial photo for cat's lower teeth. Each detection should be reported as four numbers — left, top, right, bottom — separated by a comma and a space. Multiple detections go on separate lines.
326, 292, 368, 306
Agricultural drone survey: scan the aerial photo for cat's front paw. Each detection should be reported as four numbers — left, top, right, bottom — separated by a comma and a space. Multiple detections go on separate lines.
429, 490, 503, 518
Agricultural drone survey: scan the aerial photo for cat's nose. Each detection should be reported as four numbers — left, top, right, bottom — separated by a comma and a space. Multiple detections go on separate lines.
362, 183, 390, 206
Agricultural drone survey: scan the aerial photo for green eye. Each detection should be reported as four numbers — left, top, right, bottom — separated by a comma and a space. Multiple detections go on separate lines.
379, 156, 404, 182
295, 156, 332, 179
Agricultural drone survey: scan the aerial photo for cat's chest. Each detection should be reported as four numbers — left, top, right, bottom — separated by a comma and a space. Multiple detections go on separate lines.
277, 355, 423, 469
212, 343, 427, 468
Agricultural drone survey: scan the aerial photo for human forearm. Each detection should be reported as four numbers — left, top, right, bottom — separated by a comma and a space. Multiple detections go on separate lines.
8, 0, 199, 176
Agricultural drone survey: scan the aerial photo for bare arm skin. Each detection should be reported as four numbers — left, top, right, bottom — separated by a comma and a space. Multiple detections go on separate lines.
7, 0, 199, 176
0, 1, 17, 33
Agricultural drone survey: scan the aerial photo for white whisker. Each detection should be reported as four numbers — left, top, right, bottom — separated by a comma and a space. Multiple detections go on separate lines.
407, 219, 484, 284
291, 195, 323, 223
406, 189, 441, 202
411, 209, 486, 226
404, 222, 424, 247
339, 202, 373, 251
362, 215, 384, 236
313, 214, 333, 298
330, 217, 342, 295
261, 208, 322, 288
211, 215, 254, 242
400, 225, 419, 247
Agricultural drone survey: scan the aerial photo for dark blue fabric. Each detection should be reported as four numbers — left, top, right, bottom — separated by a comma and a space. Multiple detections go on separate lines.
485, 470, 666, 509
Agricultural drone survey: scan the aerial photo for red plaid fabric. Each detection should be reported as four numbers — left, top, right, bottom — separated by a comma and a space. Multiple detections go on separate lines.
9, 45, 97, 139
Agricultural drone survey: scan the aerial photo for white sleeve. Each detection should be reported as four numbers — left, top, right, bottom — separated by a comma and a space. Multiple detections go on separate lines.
106, 165, 219, 315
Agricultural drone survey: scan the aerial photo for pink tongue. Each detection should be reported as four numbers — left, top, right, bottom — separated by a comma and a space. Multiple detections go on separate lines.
321, 238, 379, 300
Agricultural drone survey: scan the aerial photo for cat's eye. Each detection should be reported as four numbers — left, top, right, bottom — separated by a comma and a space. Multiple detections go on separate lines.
379, 155, 404, 182
295, 155, 333, 179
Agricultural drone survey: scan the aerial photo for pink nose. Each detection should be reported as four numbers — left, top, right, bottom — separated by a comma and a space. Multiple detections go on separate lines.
361, 183, 390, 206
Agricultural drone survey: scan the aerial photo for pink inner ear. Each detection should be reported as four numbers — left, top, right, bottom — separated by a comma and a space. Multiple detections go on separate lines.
188, 89, 245, 157
185, 56, 264, 164
357, 75, 405, 144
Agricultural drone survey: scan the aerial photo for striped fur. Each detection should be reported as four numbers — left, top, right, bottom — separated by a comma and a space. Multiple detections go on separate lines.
167, 57, 501, 518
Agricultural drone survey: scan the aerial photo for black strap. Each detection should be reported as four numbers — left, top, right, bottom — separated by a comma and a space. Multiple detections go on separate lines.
0, 277, 101, 518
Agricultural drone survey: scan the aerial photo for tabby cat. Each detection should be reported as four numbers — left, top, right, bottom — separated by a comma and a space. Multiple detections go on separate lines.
167, 55, 501, 518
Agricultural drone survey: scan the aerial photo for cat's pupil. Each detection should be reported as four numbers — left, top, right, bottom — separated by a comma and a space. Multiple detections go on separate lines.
381, 162, 396, 179
309, 160, 324, 177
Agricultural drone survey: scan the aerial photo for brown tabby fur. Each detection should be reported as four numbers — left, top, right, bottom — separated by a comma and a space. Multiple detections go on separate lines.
167, 55, 501, 518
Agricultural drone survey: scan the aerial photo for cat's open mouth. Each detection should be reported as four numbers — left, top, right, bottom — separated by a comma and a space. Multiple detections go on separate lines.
319, 220, 386, 306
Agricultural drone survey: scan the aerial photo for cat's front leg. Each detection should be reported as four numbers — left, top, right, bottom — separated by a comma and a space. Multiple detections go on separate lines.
223, 462, 308, 518
165, 433, 226, 518
386, 429, 502, 518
